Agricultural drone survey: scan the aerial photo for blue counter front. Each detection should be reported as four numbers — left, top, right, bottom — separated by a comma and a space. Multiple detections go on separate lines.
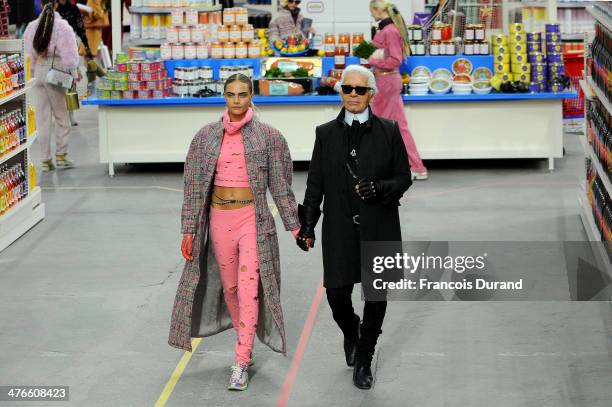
83, 91, 576, 107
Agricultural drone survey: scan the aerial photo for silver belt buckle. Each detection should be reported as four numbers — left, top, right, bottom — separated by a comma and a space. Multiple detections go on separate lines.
352, 214, 360, 225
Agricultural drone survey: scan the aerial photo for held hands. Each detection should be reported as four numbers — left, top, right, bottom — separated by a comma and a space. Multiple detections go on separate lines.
296, 228, 315, 251
181, 234, 194, 261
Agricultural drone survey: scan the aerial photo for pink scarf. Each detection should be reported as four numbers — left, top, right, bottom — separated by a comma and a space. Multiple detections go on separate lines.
222, 107, 254, 135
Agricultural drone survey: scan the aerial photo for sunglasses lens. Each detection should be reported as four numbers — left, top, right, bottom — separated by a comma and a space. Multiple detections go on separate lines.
341, 85, 369, 95
341, 85, 353, 95
355, 86, 369, 95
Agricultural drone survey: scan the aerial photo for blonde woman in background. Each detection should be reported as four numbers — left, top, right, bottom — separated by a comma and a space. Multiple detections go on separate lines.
369, 0, 428, 180
268, 0, 315, 42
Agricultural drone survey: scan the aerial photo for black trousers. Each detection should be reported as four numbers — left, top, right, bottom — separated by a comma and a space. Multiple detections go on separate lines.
326, 284, 387, 365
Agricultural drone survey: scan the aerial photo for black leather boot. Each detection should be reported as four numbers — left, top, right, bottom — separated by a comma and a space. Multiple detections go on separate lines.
353, 362, 374, 389
344, 315, 360, 367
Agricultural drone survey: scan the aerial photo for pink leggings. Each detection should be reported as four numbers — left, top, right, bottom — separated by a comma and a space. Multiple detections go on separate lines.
209, 204, 259, 367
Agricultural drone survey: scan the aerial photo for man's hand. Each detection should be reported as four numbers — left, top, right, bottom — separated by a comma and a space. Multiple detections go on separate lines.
296, 229, 315, 251
355, 178, 377, 202
181, 234, 194, 261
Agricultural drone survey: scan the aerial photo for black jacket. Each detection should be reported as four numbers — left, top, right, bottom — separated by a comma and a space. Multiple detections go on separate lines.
303, 108, 412, 288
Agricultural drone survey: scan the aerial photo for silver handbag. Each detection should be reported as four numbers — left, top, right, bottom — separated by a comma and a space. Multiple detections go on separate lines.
46, 47, 74, 90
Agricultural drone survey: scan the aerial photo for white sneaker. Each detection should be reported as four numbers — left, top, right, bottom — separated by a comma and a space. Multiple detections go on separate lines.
412, 171, 428, 181
228, 364, 249, 391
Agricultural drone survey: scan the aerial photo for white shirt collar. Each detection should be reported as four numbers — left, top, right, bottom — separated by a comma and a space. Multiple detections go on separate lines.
344, 109, 370, 126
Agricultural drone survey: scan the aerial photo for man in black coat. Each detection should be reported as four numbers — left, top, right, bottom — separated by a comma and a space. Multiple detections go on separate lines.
297, 65, 413, 389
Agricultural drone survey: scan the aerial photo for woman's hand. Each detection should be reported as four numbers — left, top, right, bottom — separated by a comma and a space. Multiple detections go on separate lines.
308, 26, 316, 35
181, 234, 194, 261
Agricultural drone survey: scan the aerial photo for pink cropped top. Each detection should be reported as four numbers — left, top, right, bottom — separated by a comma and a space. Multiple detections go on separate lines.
214, 108, 254, 188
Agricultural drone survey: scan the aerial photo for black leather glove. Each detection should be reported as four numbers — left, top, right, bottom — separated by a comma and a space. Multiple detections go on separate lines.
355, 178, 377, 202
297, 204, 321, 251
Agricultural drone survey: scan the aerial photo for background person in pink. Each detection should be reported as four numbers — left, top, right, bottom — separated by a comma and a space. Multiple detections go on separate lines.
368, 0, 428, 180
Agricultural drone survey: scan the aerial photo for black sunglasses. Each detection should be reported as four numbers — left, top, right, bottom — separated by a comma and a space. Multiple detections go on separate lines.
288, 0, 301, 4
341, 85, 372, 96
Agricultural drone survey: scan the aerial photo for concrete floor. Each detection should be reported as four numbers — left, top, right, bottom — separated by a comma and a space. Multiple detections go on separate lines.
0, 105, 611, 407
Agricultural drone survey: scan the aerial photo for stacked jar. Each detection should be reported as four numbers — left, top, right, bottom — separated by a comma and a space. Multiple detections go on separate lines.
160, 9, 225, 61
544, 24, 565, 92
526, 31, 546, 92
172, 65, 253, 97
408, 25, 425, 56
211, 7, 259, 59
464, 24, 489, 55
429, 23, 458, 56
507, 24, 531, 84
491, 34, 511, 83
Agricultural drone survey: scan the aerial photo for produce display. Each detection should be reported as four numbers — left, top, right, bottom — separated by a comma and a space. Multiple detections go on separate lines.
271, 33, 312, 56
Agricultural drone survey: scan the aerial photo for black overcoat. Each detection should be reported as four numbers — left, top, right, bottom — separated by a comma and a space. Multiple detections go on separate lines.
303, 108, 413, 288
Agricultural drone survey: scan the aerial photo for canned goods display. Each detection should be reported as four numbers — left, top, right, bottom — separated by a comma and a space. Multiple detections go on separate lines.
510, 43, 526, 54
512, 63, 531, 74
474, 24, 485, 41
128, 81, 142, 91
184, 43, 197, 59
478, 41, 489, 55
410, 25, 423, 41
546, 42, 562, 54
235, 42, 248, 59
529, 53, 546, 64
514, 73, 529, 83
491, 34, 507, 45
526, 32, 541, 42
196, 44, 209, 59
185, 9, 198, 26
111, 90, 122, 99
211, 43, 223, 59
172, 44, 185, 60
547, 53, 563, 63
497, 72, 511, 82
123, 90, 136, 99
138, 90, 152, 99
218, 26, 229, 43
493, 45, 507, 55
527, 42, 541, 53
160, 43, 172, 60
241, 24, 254, 43
223, 43, 236, 59
429, 41, 440, 56
171, 10, 183, 26
199, 66, 213, 80
464, 24, 475, 41
494, 63, 510, 73
494, 53, 510, 63
531, 63, 547, 74
509, 33, 526, 44
178, 26, 191, 43
548, 63, 565, 76
191, 26, 205, 43
173, 80, 189, 97
545, 23, 560, 33
546, 32, 561, 43
114, 81, 129, 91
531, 72, 545, 83
511, 53, 527, 64
248, 41, 261, 58
529, 82, 543, 93
464, 41, 475, 55
509, 23, 524, 33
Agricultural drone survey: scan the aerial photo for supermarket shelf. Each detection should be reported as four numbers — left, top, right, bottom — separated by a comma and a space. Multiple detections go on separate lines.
578, 194, 612, 275
244, 4, 272, 13
580, 78, 594, 100
521, 1, 547, 8
587, 6, 612, 33
557, 2, 591, 9
130, 38, 164, 46
129, 5, 221, 14
561, 33, 585, 41
587, 76, 612, 117
0, 39, 24, 52
579, 195, 600, 242
0, 85, 30, 106
0, 187, 45, 252
0, 131, 39, 166
583, 137, 612, 198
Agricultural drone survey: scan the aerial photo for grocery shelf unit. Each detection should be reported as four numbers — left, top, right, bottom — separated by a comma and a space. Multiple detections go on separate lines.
578, 5, 612, 275
0, 39, 44, 252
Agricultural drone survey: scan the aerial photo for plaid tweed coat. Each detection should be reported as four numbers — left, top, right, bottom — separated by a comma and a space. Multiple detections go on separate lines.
168, 115, 300, 354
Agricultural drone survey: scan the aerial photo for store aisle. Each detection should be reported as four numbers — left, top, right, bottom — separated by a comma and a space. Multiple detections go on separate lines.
0, 106, 610, 406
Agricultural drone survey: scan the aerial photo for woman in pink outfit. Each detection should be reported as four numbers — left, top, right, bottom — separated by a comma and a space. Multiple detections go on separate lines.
172, 74, 300, 391
368, 0, 428, 180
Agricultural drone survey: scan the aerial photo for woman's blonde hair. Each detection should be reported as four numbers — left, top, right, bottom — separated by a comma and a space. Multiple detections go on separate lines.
279, 0, 289, 7
370, 0, 411, 57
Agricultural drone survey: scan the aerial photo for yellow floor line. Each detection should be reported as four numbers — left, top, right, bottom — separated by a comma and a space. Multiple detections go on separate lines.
154, 338, 202, 407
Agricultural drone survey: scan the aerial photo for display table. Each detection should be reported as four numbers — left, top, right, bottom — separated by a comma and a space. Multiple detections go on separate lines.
84, 91, 575, 176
